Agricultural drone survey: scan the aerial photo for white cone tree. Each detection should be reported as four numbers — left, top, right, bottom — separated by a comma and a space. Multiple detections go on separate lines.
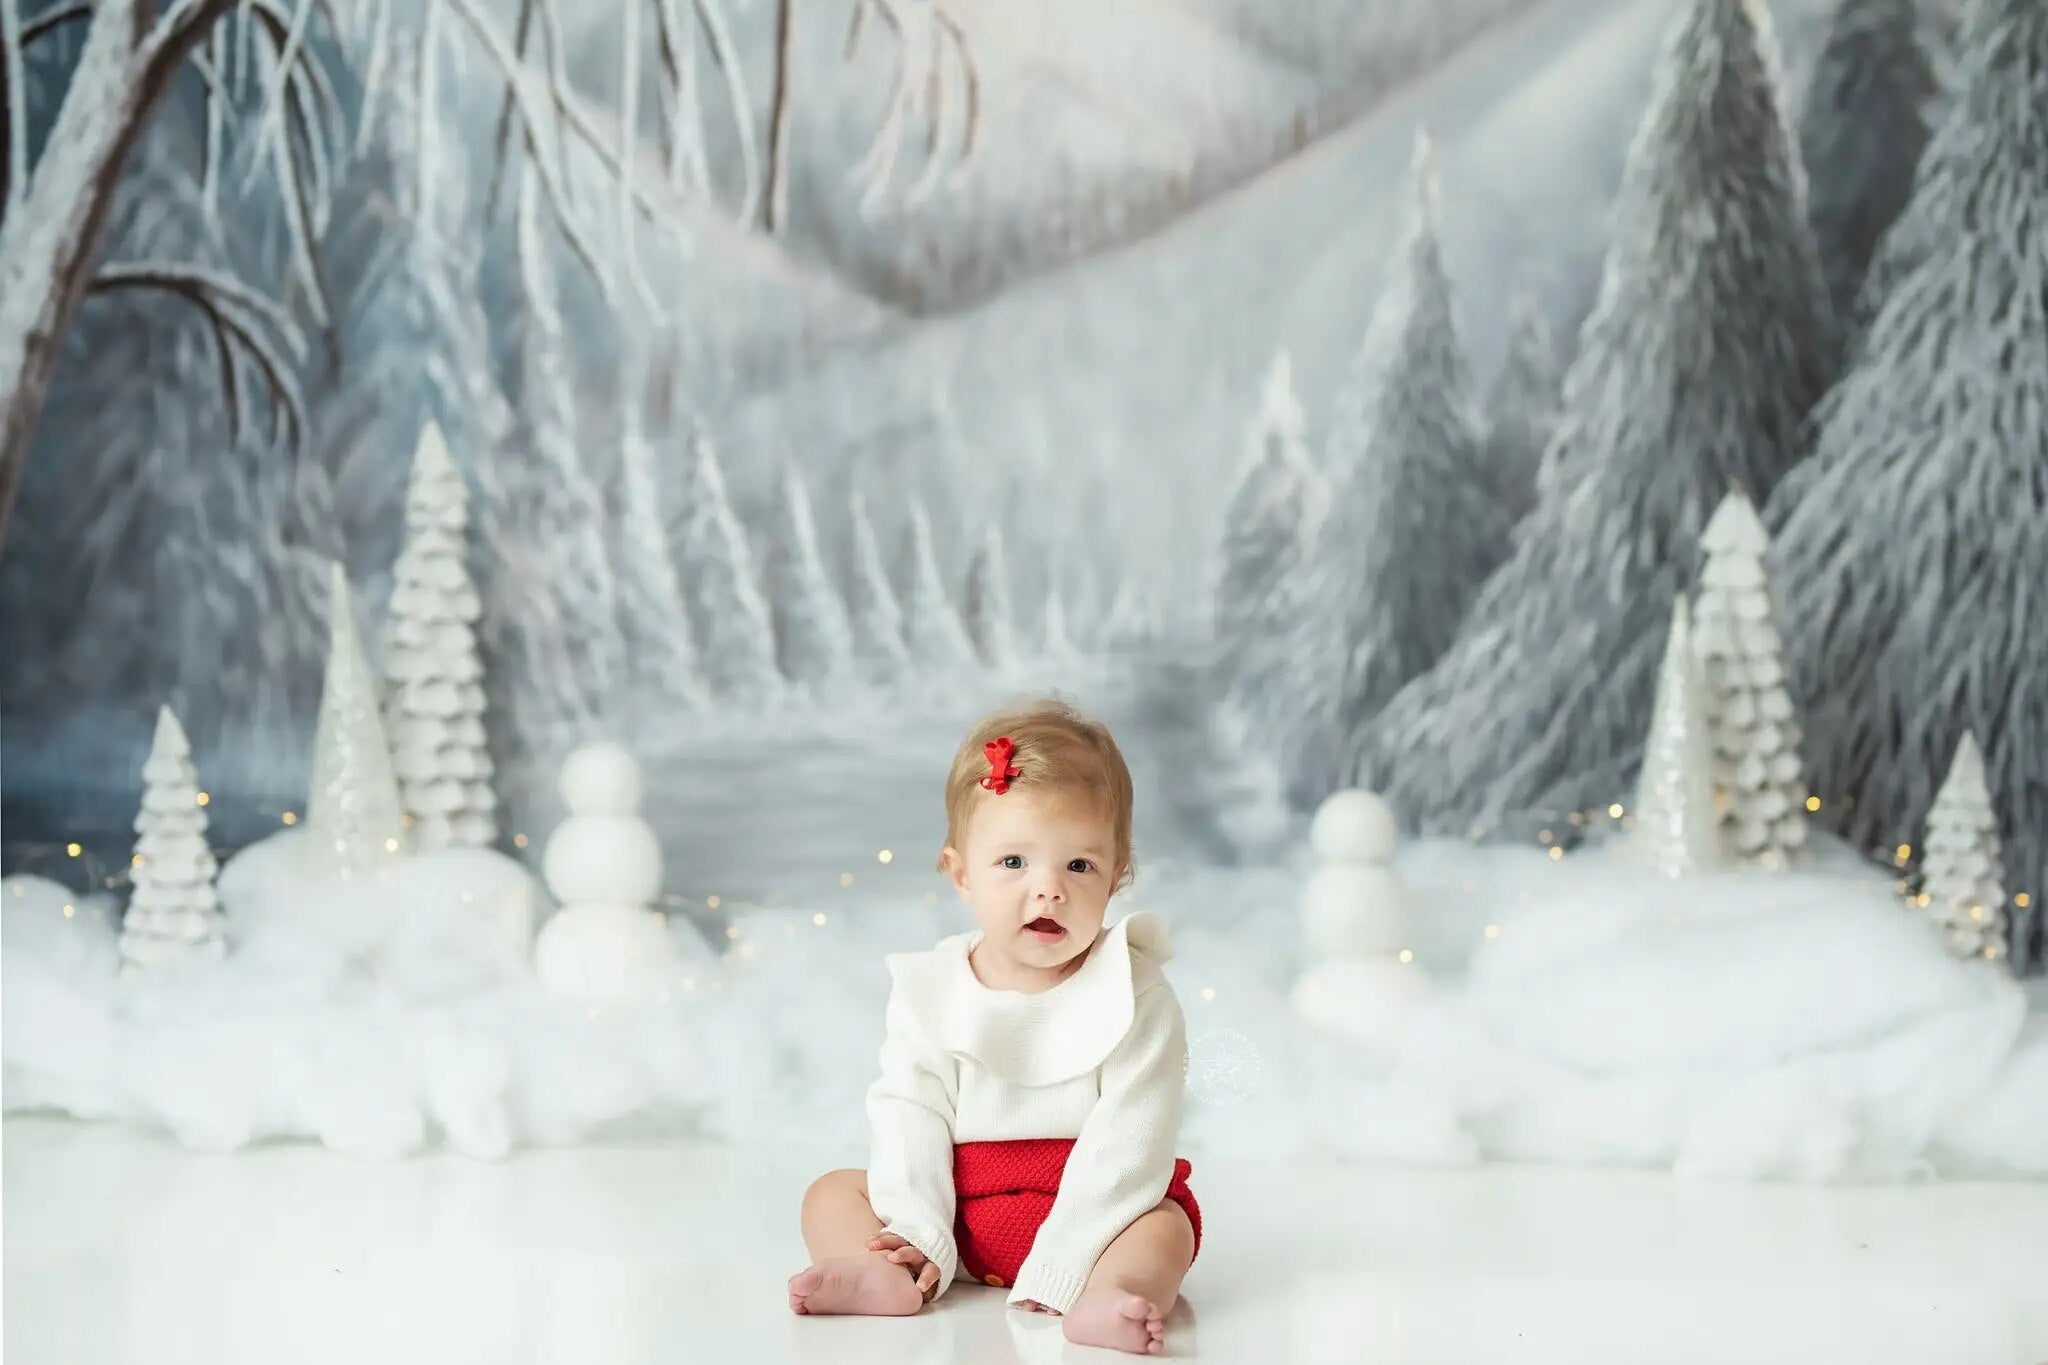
384, 421, 496, 851
765, 461, 859, 690
675, 435, 782, 699
962, 525, 1018, 667
846, 487, 911, 684
308, 562, 409, 879
1634, 597, 1721, 877
901, 499, 976, 669
1694, 491, 1807, 865
120, 706, 225, 974
1922, 733, 2009, 962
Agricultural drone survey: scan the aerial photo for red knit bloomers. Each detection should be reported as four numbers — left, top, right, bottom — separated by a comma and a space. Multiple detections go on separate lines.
951, 1137, 1203, 1289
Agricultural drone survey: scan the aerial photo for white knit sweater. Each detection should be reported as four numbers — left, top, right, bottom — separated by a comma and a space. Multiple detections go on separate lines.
864, 911, 1187, 1314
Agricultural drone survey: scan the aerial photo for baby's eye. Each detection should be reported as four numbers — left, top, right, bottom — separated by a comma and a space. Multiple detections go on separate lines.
1001, 855, 1024, 870
1068, 859, 1094, 874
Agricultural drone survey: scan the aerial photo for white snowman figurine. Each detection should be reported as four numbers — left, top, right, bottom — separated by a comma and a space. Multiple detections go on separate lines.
1291, 789, 1432, 1059
533, 742, 682, 1005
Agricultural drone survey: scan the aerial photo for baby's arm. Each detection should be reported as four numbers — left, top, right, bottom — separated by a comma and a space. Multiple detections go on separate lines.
1007, 978, 1188, 1314
863, 982, 962, 1300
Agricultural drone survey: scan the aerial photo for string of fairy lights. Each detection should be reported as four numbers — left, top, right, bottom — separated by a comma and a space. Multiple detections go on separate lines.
4, 787, 2036, 977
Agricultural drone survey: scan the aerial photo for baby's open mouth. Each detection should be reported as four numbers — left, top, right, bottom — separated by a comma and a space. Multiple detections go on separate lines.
1025, 917, 1065, 938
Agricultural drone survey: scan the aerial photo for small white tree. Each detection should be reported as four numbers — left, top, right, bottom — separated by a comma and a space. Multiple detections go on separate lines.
1922, 733, 2009, 962
845, 487, 911, 683
308, 561, 409, 879
962, 524, 1018, 667
1634, 597, 1720, 877
675, 435, 782, 699
1694, 490, 1807, 865
120, 706, 225, 975
765, 461, 859, 690
900, 499, 976, 669
384, 422, 496, 851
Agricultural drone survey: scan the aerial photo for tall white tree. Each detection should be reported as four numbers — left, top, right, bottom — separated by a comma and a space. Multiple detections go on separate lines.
121, 706, 225, 975
1634, 597, 1720, 878
612, 345, 711, 716
1279, 132, 1508, 803
1694, 491, 1806, 865
900, 498, 976, 669
675, 435, 781, 698
845, 486, 911, 683
765, 460, 859, 690
384, 421, 496, 850
961, 524, 1019, 668
1486, 283, 1564, 518
307, 561, 409, 880
1353, 0, 1834, 831
1211, 350, 1323, 651
1771, 0, 2048, 971
1921, 733, 2009, 962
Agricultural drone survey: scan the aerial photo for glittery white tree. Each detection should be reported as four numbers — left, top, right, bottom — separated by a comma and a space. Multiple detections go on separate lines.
383, 422, 496, 851
307, 562, 409, 880
1921, 733, 2009, 962
765, 461, 859, 691
961, 525, 1018, 668
901, 499, 976, 669
1634, 597, 1721, 878
846, 487, 911, 684
120, 707, 225, 975
1694, 491, 1806, 865
675, 435, 782, 699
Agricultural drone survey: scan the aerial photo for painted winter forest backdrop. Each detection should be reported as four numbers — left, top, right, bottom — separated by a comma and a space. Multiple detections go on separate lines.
1, 0, 2042, 966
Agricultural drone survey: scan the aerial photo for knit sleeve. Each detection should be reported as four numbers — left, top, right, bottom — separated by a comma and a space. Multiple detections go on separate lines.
864, 981, 962, 1299
1006, 977, 1188, 1314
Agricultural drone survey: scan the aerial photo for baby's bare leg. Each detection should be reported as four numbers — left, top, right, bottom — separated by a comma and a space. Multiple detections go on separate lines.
789, 1169, 925, 1317
1060, 1199, 1195, 1356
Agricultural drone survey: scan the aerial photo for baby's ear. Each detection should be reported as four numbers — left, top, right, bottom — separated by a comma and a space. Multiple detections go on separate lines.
939, 846, 969, 895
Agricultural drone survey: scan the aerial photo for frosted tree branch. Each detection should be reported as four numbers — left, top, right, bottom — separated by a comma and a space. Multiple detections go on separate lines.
844, 0, 977, 217
85, 263, 308, 449
692, 0, 760, 227
21, 2, 93, 46
3, 0, 27, 222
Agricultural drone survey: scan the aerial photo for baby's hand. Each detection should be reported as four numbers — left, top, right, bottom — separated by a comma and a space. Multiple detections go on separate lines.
865, 1234, 941, 1299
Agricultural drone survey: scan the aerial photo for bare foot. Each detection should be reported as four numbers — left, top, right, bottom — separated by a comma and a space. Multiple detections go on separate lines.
787, 1253, 924, 1317
1062, 1288, 1167, 1355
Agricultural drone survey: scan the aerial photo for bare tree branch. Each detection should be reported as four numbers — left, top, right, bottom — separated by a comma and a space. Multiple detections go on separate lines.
692, 0, 759, 226
2, 0, 28, 222
844, 0, 977, 216
86, 263, 308, 451
763, 0, 793, 233
483, 0, 538, 220
22, 3, 94, 47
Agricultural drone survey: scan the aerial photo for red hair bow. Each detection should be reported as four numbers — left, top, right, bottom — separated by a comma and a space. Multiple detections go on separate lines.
980, 736, 1021, 794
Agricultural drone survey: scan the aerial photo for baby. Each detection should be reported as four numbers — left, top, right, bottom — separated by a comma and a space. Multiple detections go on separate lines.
788, 699, 1199, 1356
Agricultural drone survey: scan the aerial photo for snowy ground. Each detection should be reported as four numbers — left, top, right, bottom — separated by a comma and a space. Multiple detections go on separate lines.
6, 1115, 2046, 1365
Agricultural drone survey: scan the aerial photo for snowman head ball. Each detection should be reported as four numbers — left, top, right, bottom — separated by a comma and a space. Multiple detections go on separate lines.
559, 741, 644, 817
1311, 789, 1400, 865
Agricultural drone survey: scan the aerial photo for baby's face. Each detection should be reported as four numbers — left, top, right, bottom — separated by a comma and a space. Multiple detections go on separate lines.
943, 788, 1120, 983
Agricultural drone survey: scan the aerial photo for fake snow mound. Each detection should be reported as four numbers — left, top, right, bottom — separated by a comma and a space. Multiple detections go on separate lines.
4, 830, 2042, 1178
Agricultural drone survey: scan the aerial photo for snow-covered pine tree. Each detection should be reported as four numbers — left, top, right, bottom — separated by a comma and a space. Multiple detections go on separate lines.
510, 169, 623, 722
901, 499, 977, 670
1694, 490, 1807, 865
1800, 0, 1938, 330
1276, 131, 1508, 803
1634, 597, 1721, 877
1211, 350, 1322, 651
1351, 0, 1834, 831
1770, 0, 2048, 971
675, 435, 782, 698
1484, 282, 1564, 519
307, 562, 409, 879
765, 460, 859, 690
962, 525, 1019, 668
846, 487, 911, 683
1921, 733, 2009, 962
384, 421, 497, 850
120, 706, 225, 975
612, 346, 711, 715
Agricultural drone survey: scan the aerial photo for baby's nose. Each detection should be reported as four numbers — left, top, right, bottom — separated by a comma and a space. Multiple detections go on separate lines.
1033, 882, 1065, 902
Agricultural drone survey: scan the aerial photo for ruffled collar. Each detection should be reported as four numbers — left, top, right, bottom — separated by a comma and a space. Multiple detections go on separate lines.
885, 911, 1173, 1086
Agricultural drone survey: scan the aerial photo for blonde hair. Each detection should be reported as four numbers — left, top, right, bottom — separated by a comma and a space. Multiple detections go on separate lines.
938, 696, 1136, 892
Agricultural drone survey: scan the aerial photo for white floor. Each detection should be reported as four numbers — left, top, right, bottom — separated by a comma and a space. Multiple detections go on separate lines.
5, 1116, 2045, 1365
